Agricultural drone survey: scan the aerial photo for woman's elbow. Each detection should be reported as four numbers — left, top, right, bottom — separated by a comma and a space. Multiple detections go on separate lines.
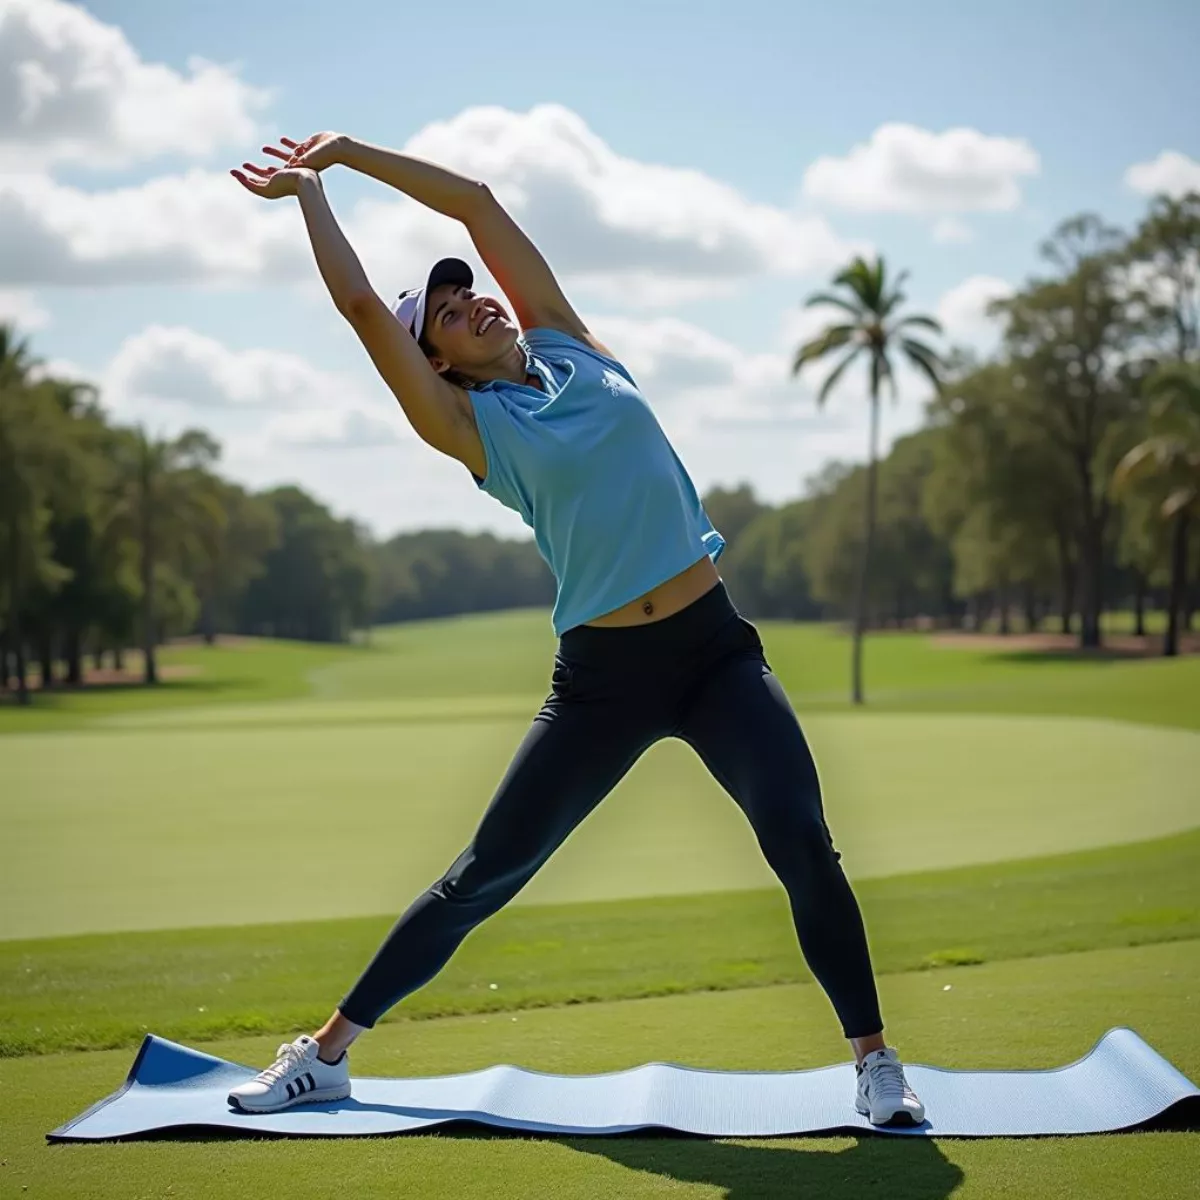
339, 289, 383, 325
458, 179, 498, 222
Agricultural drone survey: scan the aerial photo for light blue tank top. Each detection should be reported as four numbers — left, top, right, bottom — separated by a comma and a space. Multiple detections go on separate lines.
466, 328, 725, 635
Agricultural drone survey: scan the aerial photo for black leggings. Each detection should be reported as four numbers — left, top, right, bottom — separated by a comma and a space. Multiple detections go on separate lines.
339, 580, 883, 1039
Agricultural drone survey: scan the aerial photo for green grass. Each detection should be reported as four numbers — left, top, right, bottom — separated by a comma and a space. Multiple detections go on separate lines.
3, 612, 1199, 734
3, 828, 1197, 1059
1, 609, 1196, 1195
5, 711, 1199, 939
3, 940, 1197, 1199
0, 636, 364, 731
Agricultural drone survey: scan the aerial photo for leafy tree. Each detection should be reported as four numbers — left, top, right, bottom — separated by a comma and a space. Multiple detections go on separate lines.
701, 484, 771, 555
0, 380, 90, 702
926, 360, 1073, 633
1126, 191, 1200, 361
237, 487, 373, 642
793, 256, 943, 702
1113, 362, 1200, 655
993, 215, 1145, 647
106, 427, 224, 684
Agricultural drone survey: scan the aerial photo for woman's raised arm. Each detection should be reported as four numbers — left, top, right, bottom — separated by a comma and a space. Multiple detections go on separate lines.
270, 133, 613, 355
230, 161, 483, 474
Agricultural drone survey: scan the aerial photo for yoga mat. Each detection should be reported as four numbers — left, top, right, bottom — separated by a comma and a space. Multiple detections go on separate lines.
49, 1027, 1198, 1141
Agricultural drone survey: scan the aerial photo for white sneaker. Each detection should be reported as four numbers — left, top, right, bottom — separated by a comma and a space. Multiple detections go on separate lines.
227, 1035, 351, 1113
854, 1047, 926, 1125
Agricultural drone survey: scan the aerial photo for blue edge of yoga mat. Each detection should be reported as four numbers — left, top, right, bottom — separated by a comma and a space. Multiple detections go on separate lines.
48, 1026, 1200, 1142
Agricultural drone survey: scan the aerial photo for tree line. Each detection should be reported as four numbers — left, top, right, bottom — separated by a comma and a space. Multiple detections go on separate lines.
1, 192, 1197, 705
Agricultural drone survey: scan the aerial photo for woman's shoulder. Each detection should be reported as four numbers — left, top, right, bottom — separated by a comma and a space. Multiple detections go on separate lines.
522, 326, 633, 381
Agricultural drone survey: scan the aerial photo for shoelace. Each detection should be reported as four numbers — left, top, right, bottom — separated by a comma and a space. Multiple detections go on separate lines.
866, 1057, 915, 1100
255, 1042, 309, 1085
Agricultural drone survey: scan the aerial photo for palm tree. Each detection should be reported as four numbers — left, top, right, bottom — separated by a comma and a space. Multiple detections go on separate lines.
793, 256, 944, 705
1113, 362, 1200, 657
106, 426, 222, 684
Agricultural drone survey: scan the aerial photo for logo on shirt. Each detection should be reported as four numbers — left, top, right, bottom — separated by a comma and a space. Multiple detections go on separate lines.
600, 370, 624, 397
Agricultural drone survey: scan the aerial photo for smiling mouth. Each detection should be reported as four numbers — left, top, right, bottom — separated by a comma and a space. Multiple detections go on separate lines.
476, 313, 499, 336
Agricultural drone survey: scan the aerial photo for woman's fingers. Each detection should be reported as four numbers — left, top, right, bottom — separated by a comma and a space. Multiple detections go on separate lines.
263, 135, 308, 162
241, 161, 275, 179
230, 169, 263, 193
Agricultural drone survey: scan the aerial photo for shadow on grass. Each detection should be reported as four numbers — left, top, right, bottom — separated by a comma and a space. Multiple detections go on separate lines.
70, 1124, 964, 1198
565, 1131, 963, 1199
982, 649, 1136, 666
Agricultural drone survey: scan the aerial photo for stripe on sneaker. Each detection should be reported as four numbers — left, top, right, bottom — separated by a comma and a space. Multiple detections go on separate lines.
286, 1082, 296, 1100
305, 1073, 315, 1092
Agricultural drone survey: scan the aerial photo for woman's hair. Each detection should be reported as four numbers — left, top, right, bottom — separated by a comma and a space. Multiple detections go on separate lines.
417, 331, 477, 390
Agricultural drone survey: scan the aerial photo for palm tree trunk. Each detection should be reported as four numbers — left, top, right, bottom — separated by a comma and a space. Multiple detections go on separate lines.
1023, 583, 1038, 633
1164, 511, 1189, 658
1133, 571, 1146, 637
139, 453, 158, 686
38, 632, 53, 690
65, 627, 83, 685
1055, 524, 1075, 635
141, 534, 158, 684
850, 391, 880, 706
7, 514, 29, 706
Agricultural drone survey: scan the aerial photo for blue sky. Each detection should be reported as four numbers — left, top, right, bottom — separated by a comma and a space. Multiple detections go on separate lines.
4, 0, 1199, 540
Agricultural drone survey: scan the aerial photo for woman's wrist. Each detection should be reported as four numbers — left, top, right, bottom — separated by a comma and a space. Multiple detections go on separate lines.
295, 168, 324, 195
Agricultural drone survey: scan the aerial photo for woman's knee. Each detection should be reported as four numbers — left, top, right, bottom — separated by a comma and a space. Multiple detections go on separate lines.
753, 804, 841, 875
437, 848, 533, 912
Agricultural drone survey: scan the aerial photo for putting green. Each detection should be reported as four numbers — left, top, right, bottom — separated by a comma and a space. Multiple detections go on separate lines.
5, 708, 1198, 941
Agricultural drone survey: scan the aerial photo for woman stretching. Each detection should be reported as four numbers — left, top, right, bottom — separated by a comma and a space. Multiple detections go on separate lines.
227, 131, 924, 1126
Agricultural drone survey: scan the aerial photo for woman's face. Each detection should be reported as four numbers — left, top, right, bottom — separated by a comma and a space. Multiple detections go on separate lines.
421, 283, 519, 378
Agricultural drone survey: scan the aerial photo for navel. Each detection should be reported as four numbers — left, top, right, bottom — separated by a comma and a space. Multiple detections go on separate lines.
642, 601, 654, 617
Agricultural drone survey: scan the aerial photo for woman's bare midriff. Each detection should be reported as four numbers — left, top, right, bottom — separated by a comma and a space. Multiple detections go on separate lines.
583, 556, 722, 628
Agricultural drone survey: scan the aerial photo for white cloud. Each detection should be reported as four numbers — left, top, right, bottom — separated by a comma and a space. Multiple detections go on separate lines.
0, 169, 306, 286
1124, 151, 1200, 200
802, 124, 1039, 214
932, 216, 974, 244
264, 407, 406, 449
0, 100, 864, 302
0, 0, 268, 169
369, 104, 858, 306
0, 103, 861, 299
0, 286, 49, 329
104, 325, 360, 413
935, 275, 1014, 349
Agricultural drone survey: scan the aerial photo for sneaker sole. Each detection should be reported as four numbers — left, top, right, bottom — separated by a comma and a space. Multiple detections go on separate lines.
228, 1084, 351, 1114
855, 1099, 924, 1126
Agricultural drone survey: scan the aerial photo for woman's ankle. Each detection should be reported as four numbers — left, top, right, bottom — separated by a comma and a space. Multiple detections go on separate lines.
313, 1009, 366, 1063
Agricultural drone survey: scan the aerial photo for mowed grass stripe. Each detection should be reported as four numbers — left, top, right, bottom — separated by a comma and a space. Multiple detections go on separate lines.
5, 712, 1199, 940
5, 941, 1199, 1200
3, 827, 1197, 1058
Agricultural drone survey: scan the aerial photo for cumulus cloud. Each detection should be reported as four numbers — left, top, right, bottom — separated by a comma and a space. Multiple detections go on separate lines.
0, 286, 49, 329
802, 124, 1039, 214
1124, 151, 1200, 200
935, 275, 1014, 349
0, 0, 268, 169
0, 169, 306, 286
588, 307, 906, 433
0, 102, 859, 299
104, 325, 361, 412
404, 105, 855, 305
